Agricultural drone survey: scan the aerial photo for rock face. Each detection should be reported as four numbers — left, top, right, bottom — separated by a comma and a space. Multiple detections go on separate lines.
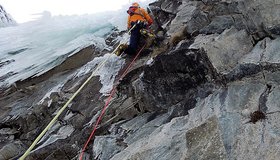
1, 0, 280, 160
0, 5, 16, 27
190, 28, 254, 73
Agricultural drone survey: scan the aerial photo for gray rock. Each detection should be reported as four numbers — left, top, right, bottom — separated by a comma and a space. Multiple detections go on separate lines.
232, 37, 280, 83
238, 0, 280, 36
0, 141, 25, 160
266, 86, 280, 113
190, 27, 254, 73
188, 80, 280, 159
241, 37, 280, 64
262, 38, 280, 63
2, 0, 280, 160
168, 1, 198, 35
91, 113, 170, 160
264, 71, 280, 85
185, 116, 227, 160
92, 135, 127, 160
98, 80, 279, 160
123, 113, 169, 145
200, 15, 235, 34
160, 0, 182, 14
139, 48, 216, 110
111, 114, 189, 160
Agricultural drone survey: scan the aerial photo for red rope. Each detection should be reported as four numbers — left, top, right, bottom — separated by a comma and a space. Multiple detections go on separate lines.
79, 44, 146, 160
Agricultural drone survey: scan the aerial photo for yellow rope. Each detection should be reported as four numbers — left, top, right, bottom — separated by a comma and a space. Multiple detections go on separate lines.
19, 25, 135, 159
19, 55, 110, 160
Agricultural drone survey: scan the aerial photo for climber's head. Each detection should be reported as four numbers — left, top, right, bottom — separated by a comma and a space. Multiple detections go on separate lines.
127, 2, 140, 15
131, 2, 140, 7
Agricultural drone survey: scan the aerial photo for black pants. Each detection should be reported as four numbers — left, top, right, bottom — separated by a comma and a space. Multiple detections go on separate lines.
125, 22, 147, 55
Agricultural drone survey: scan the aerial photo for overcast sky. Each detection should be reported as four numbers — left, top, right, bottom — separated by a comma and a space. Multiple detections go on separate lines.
0, 0, 148, 23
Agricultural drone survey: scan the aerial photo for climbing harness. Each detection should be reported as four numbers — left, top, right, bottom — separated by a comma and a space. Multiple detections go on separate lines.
79, 43, 147, 160
19, 25, 136, 160
115, 43, 128, 56
140, 28, 155, 38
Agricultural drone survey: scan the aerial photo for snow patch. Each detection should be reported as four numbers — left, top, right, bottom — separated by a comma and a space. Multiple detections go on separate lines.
146, 58, 154, 66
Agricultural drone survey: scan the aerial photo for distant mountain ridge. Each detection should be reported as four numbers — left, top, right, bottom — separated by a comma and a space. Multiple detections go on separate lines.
0, 4, 16, 27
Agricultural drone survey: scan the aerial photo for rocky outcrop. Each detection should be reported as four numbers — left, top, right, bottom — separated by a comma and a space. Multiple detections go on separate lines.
90, 0, 280, 159
138, 48, 217, 110
1, 0, 280, 160
0, 5, 16, 27
190, 27, 254, 73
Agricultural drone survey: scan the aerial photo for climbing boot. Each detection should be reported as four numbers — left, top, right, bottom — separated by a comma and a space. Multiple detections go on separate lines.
115, 44, 128, 56
140, 29, 155, 38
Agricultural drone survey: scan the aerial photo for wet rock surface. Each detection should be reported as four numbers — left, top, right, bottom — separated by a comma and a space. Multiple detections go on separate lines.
1, 0, 280, 160
139, 48, 217, 110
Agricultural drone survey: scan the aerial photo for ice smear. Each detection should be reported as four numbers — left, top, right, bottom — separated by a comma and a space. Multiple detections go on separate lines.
84, 111, 101, 127
0, 0, 155, 89
0, 13, 114, 88
75, 53, 125, 95
146, 58, 154, 66
94, 54, 125, 95
33, 124, 75, 153
38, 82, 65, 105
63, 111, 75, 121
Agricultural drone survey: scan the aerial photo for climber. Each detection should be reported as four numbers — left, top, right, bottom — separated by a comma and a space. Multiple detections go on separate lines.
115, 2, 154, 56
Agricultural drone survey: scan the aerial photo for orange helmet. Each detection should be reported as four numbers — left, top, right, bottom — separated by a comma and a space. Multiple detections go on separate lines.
132, 2, 139, 7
